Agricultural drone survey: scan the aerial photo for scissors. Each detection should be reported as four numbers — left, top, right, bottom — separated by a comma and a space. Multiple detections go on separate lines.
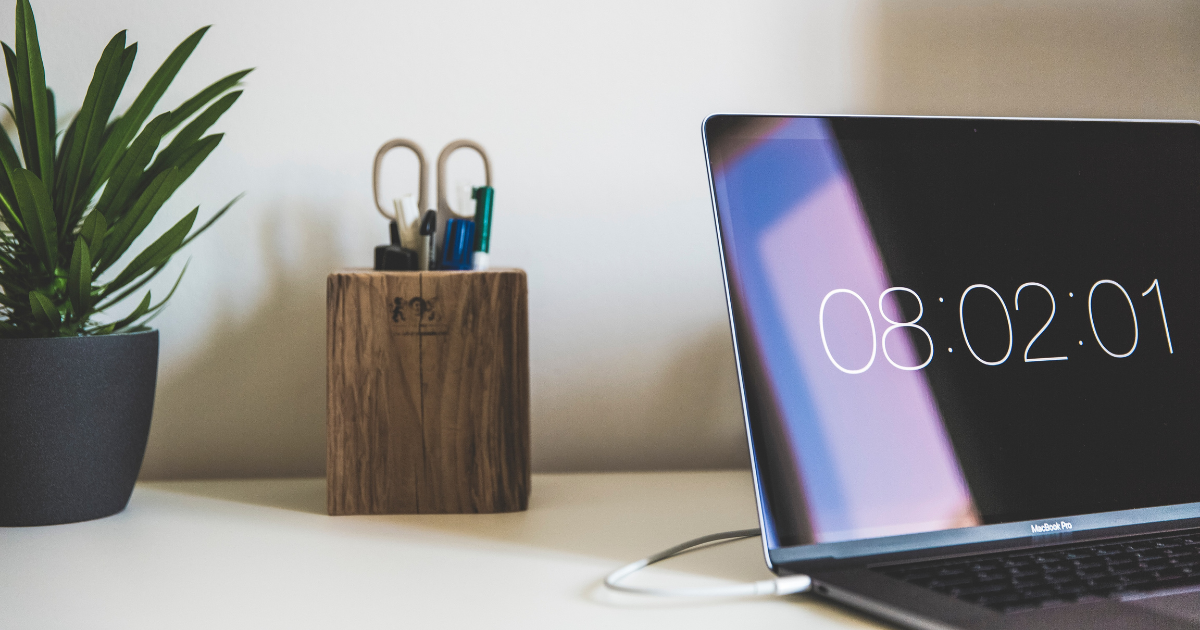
373, 139, 492, 270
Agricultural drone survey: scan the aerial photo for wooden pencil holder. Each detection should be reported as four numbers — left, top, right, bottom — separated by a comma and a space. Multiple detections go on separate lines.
326, 269, 530, 515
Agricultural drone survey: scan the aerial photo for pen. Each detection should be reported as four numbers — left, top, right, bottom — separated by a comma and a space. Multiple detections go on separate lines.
440, 218, 476, 271
419, 210, 437, 271
471, 186, 494, 271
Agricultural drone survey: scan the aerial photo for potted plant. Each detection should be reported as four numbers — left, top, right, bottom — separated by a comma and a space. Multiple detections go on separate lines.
0, 0, 250, 526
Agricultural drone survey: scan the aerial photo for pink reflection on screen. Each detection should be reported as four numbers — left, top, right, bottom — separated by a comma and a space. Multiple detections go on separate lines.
759, 175, 979, 543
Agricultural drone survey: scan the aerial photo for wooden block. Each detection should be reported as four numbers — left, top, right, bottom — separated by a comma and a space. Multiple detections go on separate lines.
326, 269, 530, 515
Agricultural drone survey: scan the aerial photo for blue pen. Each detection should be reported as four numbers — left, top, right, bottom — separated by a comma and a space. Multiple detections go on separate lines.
440, 218, 476, 271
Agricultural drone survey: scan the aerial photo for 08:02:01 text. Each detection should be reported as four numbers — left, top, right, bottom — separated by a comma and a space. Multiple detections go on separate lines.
818, 279, 1174, 375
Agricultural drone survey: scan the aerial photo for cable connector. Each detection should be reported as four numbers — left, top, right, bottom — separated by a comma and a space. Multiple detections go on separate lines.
603, 528, 812, 599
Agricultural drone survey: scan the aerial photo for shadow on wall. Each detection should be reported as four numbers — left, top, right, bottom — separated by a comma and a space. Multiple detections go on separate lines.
139, 205, 334, 480
638, 326, 748, 468
533, 324, 749, 473
642, 326, 749, 471
870, 0, 1200, 118
139, 203, 749, 480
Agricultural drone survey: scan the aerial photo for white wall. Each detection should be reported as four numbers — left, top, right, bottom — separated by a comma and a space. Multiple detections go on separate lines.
867, 0, 1200, 120
9, 0, 1197, 479
11, 0, 874, 478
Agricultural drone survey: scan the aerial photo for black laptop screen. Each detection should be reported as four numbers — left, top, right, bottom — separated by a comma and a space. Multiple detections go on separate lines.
705, 116, 1200, 551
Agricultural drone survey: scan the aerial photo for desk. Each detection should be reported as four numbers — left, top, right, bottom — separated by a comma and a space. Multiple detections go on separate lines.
1, 471, 885, 629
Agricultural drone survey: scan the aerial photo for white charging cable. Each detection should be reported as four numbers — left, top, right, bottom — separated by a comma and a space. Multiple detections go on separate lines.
603, 528, 813, 598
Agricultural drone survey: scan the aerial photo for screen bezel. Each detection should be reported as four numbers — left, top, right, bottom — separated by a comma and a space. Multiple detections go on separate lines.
701, 113, 1200, 570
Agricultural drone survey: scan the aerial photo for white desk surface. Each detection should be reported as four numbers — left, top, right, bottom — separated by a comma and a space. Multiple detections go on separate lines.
1, 471, 887, 629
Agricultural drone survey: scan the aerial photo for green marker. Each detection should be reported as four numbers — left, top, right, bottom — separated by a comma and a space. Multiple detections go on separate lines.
471, 186, 495, 270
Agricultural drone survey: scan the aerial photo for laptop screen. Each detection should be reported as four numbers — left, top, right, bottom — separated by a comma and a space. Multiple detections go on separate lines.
704, 115, 1200, 556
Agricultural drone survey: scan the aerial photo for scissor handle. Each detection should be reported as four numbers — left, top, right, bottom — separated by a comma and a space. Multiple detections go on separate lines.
373, 139, 427, 221
436, 139, 491, 218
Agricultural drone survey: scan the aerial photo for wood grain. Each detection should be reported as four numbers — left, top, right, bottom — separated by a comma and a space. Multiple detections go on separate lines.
326, 269, 529, 514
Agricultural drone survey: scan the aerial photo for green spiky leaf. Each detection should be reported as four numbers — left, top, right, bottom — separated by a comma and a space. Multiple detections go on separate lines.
3, 43, 25, 164
180, 194, 240, 248
14, 0, 52, 189
172, 133, 221, 183
95, 166, 182, 273
92, 111, 171, 223
28, 288, 56, 325
67, 236, 90, 316
9, 168, 55, 270
78, 208, 106, 253
78, 41, 136, 205
169, 68, 251, 130
141, 259, 187, 316
109, 289, 150, 332
58, 31, 127, 222
94, 261, 162, 311
107, 206, 195, 292
151, 91, 239, 174
90, 26, 208, 190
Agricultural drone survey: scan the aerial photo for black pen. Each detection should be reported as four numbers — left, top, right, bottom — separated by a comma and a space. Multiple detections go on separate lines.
419, 210, 437, 271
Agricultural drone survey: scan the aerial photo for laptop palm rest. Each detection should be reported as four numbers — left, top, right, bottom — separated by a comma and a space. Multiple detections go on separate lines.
1127, 588, 1200, 622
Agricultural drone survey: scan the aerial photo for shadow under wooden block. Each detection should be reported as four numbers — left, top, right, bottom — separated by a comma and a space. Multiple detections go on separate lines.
326, 269, 530, 515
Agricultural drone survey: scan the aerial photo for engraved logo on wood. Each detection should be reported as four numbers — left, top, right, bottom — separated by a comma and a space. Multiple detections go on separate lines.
389, 296, 448, 336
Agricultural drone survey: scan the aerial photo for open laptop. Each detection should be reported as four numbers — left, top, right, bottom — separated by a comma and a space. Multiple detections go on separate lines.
703, 115, 1200, 629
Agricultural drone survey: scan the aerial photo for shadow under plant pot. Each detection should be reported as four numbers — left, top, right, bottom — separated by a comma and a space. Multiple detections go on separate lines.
0, 330, 158, 526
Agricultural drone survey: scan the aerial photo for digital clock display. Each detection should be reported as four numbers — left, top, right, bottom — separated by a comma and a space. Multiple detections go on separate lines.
706, 116, 1200, 549
817, 277, 1173, 374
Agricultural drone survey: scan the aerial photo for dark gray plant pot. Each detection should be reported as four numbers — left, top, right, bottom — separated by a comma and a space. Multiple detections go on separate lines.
0, 330, 158, 526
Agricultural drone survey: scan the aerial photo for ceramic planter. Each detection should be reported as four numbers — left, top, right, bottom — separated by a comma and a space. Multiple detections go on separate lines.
0, 330, 158, 526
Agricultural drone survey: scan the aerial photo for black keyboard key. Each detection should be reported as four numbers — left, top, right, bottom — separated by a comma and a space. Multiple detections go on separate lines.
1155, 568, 1188, 581
952, 582, 1013, 597
1055, 582, 1090, 596
930, 575, 975, 589
893, 569, 934, 581
1147, 573, 1200, 590
976, 571, 1010, 583
1045, 573, 1080, 585
1088, 576, 1123, 589
1121, 571, 1158, 586
1014, 576, 1050, 589
1078, 568, 1110, 580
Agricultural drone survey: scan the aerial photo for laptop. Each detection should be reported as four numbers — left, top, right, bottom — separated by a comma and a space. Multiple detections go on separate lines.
702, 114, 1200, 629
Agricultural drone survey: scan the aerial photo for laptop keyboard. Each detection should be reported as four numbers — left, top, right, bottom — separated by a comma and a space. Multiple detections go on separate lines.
874, 528, 1200, 613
